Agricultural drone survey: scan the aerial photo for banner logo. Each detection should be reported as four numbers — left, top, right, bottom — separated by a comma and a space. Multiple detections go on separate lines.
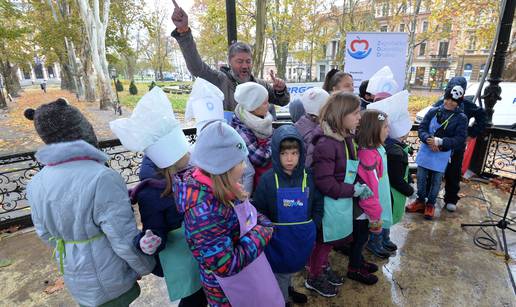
347, 38, 372, 60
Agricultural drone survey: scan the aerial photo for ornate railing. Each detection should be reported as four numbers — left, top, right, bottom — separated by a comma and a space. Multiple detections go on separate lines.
1, 123, 514, 230
482, 127, 516, 179
0, 128, 197, 230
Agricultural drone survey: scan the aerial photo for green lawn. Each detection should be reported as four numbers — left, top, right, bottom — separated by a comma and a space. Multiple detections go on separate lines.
115, 80, 191, 113
113, 79, 438, 115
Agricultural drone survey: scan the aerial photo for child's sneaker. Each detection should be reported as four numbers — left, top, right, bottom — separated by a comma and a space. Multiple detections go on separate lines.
406, 199, 425, 213
288, 286, 307, 304
362, 260, 379, 273
424, 204, 435, 220
446, 203, 457, 212
347, 267, 378, 285
323, 266, 344, 286
304, 275, 338, 297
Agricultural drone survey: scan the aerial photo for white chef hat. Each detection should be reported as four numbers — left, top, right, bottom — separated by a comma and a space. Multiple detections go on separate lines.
367, 66, 399, 99
110, 86, 189, 169
185, 78, 225, 131
367, 90, 412, 139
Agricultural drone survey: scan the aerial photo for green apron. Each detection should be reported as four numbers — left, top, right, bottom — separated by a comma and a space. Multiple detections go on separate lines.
322, 140, 358, 242
158, 225, 202, 302
377, 146, 393, 229
391, 145, 409, 225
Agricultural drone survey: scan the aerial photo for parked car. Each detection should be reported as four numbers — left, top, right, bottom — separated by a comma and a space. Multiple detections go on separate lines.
415, 82, 516, 129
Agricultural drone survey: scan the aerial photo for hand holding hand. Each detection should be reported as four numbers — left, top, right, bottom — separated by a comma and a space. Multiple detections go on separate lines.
139, 230, 162, 255
171, 0, 189, 31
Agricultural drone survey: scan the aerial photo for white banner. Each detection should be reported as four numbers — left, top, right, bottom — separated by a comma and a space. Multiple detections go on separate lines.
286, 82, 324, 101
344, 32, 408, 93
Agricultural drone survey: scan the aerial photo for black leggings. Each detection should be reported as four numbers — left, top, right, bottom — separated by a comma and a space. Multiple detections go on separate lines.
178, 288, 208, 307
349, 219, 369, 269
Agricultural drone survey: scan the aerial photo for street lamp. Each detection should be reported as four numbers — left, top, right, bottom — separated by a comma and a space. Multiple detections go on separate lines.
109, 67, 121, 115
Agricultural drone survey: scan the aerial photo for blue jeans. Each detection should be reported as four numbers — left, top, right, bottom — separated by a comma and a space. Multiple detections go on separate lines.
416, 166, 444, 206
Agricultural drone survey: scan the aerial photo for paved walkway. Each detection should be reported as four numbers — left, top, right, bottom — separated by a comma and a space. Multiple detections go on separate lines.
0, 180, 514, 307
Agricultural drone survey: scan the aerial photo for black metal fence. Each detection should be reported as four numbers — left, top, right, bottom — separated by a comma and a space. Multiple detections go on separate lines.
1, 124, 514, 230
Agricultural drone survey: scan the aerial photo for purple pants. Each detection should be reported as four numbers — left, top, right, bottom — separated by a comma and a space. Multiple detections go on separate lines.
307, 232, 352, 278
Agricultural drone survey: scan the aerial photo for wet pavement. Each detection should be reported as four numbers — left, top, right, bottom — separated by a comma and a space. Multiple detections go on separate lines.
0, 181, 515, 307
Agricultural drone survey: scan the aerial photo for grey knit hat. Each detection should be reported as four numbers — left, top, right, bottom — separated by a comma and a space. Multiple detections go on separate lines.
24, 98, 98, 147
191, 120, 249, 175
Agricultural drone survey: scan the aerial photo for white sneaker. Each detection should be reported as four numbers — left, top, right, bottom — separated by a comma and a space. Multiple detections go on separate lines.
446, 203, 457, 212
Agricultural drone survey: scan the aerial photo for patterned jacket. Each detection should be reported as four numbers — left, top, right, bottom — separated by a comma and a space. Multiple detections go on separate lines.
231, 115, 272, 168
174, 169, 272, 306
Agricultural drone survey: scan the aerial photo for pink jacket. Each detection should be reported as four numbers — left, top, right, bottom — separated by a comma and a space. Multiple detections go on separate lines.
357, 148, 383, 221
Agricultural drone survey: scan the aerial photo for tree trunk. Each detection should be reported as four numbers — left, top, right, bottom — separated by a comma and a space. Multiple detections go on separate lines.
49, 0, 85, 99
79, 35, 97, 102
77, 0, 114, 110
253, 0, 266, 76
126, 56, 135, 81
405, 0, 423, 89
0, 84, 7, 109
0, 60, 22, 98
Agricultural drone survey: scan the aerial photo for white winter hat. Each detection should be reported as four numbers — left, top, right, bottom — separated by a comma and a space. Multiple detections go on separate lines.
300, 87, 330, 116
367, 90, 412, 139
110, 87, 189, 169
185, 78, 225, 131
234, 82, 269, 112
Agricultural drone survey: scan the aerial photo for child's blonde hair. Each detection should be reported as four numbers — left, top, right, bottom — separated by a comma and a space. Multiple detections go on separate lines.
357, 109, 388, 149
319, 92, 360, 136
159, 154, 190, 197
204, 162, 248, 207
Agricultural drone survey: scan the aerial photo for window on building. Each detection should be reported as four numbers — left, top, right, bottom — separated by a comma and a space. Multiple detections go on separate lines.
438, 41, 449, 57
319, 65, 326, 82
47, 66, 55, 78
419, 42, 426, 56
468, 36, 477, 50
464, 63, 473, 81
22, 68, 31, 79
380, 25, 388, 32
331, 41, 337, 59
382, 3, 389, 16
399, 24, 405, 32
422, 21, 428, 33
443, 23, 452, 32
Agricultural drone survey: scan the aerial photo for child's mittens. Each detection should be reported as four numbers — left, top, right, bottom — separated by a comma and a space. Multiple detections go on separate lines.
369, 220, 383, 234
353, 183, 373, 200
139, 230, 162, 255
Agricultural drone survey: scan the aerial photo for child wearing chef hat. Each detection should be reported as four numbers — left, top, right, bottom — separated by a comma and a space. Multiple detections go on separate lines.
187, 78, 255, 194
110, 87, 206, 306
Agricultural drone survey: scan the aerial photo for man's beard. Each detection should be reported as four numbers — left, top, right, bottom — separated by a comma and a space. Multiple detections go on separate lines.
230, 68, 251, 83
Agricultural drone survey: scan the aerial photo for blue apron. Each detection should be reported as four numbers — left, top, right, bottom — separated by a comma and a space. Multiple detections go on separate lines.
265, 171, 316, 274
416, 113, 454, 173
159, 225, 202, 302
322, 140, 358, 242
377, 146, 393, 229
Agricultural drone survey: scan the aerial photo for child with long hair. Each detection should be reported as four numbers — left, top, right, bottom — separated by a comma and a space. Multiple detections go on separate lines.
175, 120, 283, 307
356, 110, 393, 268
305, 92, 373, 296
111, 87, 207, 306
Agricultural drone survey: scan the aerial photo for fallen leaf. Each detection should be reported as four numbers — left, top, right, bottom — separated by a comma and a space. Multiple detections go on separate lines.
0, 258, 13, 268
44, 277, 64, 294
